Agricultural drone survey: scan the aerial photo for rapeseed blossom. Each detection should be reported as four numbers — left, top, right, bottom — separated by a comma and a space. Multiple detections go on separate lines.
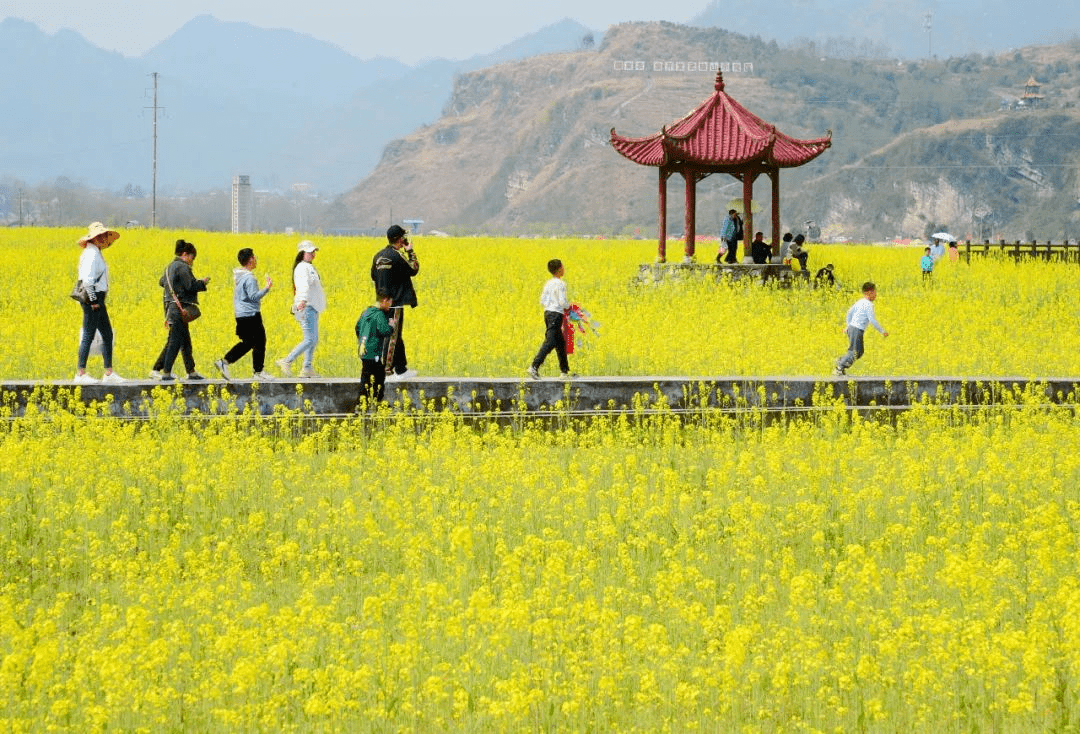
4, 229, 1080, 730
1, 228, 1078, 378
0, 397, 1079, 730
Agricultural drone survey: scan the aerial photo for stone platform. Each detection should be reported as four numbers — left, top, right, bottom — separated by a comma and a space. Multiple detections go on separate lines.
637, 261, 811, 285
2, 376, 1077, 418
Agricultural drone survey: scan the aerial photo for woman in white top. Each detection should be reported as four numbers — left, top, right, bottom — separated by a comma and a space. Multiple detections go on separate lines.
75, 222, 125, 383
277, 240, 326, 378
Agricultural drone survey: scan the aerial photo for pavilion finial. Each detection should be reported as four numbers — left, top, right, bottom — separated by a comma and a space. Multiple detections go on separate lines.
714, 72, 725, 92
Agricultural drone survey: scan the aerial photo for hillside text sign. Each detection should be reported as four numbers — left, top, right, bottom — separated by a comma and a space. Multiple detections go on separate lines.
612, 61, 754, 74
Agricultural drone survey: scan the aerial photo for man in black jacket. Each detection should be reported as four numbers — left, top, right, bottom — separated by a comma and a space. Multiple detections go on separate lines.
371, 224, 420, 379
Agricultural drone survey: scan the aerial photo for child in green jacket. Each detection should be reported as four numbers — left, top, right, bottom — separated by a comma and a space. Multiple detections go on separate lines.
355, 290, 396, 402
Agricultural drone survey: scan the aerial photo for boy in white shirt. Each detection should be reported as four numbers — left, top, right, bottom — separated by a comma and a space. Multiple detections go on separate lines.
527, 259, 571, 379
835, 281, 889, 375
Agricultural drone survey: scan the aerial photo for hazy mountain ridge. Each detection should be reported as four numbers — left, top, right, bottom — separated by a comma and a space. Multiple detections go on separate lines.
692, 0, 1080, 60
0, 15, 594, 194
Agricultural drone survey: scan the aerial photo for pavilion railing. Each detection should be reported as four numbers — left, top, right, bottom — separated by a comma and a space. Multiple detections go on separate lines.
959, 240, 1080, 263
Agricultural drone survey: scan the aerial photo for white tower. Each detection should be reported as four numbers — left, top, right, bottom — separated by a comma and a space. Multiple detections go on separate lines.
231, 175, 252, 233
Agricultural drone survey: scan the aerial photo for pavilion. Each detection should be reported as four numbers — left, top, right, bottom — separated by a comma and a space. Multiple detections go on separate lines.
611, 73, 831, 262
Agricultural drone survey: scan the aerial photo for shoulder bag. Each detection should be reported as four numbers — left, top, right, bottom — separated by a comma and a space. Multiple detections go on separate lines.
165, 265, 201, 323
70, 279, 91, 305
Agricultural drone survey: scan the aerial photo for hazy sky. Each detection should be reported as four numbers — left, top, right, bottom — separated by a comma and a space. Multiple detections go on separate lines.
1, 1, 697, 64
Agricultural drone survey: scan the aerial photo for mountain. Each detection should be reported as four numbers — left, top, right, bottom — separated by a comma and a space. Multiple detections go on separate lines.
691, 0, 1080, 60
0, 19, 147, 189
330, 21, 1080, 241
0, 15, 594, 194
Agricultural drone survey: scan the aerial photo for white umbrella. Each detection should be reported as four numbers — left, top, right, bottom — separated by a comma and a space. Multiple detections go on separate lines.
931, 232, 955, 241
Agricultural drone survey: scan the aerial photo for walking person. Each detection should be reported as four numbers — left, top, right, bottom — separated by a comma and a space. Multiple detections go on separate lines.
921, 246, 935, 282
527, 259, 572, 379
277, 240, 325, 378
214, 248, 273, 381
150, 240, 197, 379
74, 222, 125, 383
834, 281, 889, 376
717, 209, 743, 263
159, 239, 210, 382
355, 290, 396, 403
371, 224, 420, 380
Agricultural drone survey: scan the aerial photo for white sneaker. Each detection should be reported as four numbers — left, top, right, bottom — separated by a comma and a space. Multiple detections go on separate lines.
148, 369, 163, 379
252, 371, 274, 381
300, 367, 320, 378
527, 366, 540, 380
73, 372, 98, 384
101, 372, 126, 384
276, 358, 292, 377
387, 368, 418, 381
214, 359, 231, 381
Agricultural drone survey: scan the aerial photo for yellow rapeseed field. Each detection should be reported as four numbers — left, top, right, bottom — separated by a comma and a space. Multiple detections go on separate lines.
2, 227, 1079, 379
3, 228, 1080, 731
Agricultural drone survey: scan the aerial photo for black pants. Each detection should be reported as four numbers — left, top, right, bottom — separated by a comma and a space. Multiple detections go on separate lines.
153, 307, 194, 374
78, 292, 114, 370
724, 239, 738, 263
386, 308, 408, 376
361, 358, 386, 402
162, 310, 194, 375
223, 314, 266, 372
531, 311, 569, 373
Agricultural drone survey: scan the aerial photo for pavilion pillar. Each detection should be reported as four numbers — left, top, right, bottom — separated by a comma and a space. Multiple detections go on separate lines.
741, 174, 754, 263
658, 168, 668, 263
684, 170, 696, 260
771, 170, 781, 256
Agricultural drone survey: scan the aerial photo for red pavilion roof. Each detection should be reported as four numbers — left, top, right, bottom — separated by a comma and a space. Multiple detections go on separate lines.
610, 73, 831, 169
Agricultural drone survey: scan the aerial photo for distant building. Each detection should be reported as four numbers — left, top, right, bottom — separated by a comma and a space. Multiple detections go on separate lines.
231, 175, 252, 233
1021, 76, 1044, 108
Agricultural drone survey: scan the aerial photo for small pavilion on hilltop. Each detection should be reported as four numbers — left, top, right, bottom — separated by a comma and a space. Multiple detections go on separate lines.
1021, 76, 1044, 108
611, 73, 831, 263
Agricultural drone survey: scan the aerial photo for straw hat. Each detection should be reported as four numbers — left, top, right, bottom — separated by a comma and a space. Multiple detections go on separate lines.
78, 222, 120, 247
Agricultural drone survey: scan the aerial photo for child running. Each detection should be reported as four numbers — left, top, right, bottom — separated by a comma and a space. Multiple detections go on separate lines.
214, 247, 273, 380
527, 258, 572, 379
834, 281, 889, 375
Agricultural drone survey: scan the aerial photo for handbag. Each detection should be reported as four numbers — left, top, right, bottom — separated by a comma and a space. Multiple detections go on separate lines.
165, 265, 201, 323
70, 279, 91, 305
179, 303, 201, 323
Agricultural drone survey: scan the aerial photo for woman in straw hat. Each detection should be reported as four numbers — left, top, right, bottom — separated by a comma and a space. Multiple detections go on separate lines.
75, 222, 125, 383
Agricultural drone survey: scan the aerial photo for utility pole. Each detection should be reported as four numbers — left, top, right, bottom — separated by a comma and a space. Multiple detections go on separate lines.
923, 11, 933, 58
147, 72, 160, 228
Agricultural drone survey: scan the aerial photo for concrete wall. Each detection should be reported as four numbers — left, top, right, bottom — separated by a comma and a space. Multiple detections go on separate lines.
3, 376, 1078, 418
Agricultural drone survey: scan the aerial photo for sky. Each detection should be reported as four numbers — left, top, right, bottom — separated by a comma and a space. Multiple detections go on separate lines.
1, 0, 698, 64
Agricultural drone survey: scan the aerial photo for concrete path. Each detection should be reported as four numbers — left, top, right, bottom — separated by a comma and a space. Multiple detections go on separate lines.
2, 376, 1077, 418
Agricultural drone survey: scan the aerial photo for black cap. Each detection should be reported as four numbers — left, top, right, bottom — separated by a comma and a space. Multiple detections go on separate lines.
387, 224, 407, 242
